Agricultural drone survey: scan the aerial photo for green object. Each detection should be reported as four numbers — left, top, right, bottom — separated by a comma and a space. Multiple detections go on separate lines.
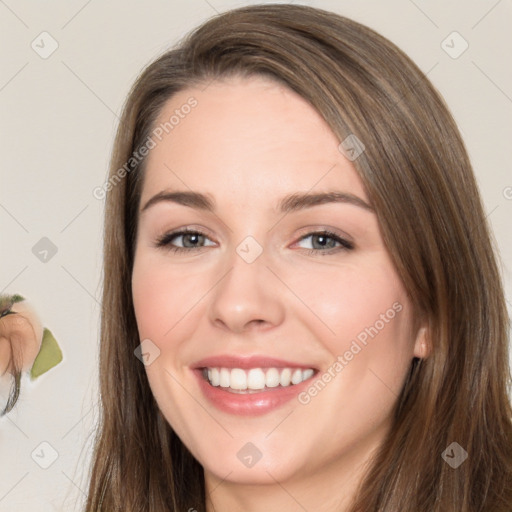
30, 328, 63, 379
0, 293, 25, 318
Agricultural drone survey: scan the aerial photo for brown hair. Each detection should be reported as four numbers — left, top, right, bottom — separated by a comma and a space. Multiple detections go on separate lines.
86, 4, 512, 511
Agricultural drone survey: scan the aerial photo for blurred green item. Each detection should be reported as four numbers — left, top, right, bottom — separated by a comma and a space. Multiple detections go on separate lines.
30, 328, 63, 379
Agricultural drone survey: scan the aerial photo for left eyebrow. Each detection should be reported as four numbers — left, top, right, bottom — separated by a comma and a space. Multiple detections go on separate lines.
278, 191, 374, 213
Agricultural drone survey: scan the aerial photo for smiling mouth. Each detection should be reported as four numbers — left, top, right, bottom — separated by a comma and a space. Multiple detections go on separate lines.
201, 366, 317, 394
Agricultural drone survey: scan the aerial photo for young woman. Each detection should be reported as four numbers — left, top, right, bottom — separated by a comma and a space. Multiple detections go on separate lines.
86, 4, 512, 511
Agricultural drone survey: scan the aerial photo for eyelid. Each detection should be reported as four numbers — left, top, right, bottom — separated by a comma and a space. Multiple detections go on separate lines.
292, 225, 354, 245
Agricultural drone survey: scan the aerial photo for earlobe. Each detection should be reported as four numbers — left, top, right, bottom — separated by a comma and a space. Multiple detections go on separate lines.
413, 325, 431, 359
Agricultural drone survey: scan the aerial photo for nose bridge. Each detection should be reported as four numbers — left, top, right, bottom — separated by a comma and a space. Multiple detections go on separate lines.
208, 235, 285, 332
218, 236, 268, 306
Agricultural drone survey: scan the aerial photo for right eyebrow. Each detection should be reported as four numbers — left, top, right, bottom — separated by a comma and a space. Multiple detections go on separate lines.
140, 190, 215, 213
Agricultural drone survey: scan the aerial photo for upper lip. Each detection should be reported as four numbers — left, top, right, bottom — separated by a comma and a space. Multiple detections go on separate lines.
193, 354, 318, 370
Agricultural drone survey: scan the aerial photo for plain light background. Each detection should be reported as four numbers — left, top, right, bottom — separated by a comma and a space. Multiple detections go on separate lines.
0, 1, 510, 510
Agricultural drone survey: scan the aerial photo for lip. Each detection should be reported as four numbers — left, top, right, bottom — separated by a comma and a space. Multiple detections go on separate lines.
192, 354, 318, 416
193, 354, 317, 370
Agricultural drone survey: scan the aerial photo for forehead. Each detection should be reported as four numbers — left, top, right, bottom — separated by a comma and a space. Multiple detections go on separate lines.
141, 76, 368, 206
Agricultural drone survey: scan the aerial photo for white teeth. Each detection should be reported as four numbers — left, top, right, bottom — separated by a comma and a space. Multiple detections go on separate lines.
204, 366, 315, 391
302, 369, 314, 381
265, 368, 280, 388
247, 368, 266, 389
291, 369, 303, 385
280, 368, 292, 387
210, 368, 220, 386
219, 368, 230, 387
230, 368, 247, 390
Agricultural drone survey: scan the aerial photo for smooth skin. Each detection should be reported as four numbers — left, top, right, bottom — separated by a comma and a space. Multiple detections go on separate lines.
131, 76, 428, 512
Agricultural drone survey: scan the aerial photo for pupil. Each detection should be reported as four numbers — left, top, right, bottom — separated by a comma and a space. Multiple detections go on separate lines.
313, 235, 332, 249
184, 233, 202, 247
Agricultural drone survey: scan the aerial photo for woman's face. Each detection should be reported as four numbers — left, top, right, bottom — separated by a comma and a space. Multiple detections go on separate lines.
132, 76, 427, 490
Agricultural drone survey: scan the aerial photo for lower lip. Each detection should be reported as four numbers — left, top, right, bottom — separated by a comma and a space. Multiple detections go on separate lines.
193, 369, 314, 416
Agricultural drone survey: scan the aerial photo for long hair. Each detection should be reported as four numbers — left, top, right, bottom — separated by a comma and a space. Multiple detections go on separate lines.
86, 4, 512, 511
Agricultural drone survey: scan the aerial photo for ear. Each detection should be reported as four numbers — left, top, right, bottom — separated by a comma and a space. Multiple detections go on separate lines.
413, 325, 431, 359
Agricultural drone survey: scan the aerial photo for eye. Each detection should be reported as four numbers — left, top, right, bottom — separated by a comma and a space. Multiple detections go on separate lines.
295, 230, 354, 254
155, 229, 216, 253
154, 228, 352, 255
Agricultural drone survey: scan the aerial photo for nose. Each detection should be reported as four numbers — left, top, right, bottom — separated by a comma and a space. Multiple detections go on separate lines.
207, 246, 285, 334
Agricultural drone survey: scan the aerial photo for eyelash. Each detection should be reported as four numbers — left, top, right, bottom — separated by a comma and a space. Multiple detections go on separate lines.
155, 228, 354, 255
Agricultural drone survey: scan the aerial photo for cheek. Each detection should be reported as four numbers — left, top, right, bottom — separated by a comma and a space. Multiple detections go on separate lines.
283, 258, 415, 390
131, 258, 204, 437
131, 257, 195, 341
285, 264, 415, 449
288, 260, 409, 339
